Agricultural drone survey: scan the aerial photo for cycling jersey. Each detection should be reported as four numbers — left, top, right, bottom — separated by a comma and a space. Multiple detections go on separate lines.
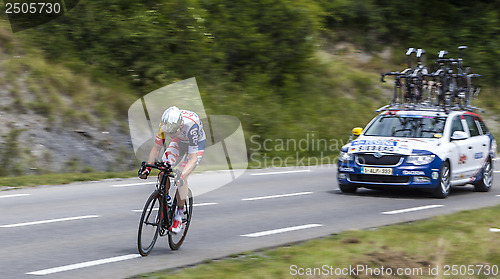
155, 109, 206, 154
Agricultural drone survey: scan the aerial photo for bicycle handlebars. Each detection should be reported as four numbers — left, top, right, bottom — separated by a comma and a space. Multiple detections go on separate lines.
381, 72, 404, 82
140, 161, 179, 178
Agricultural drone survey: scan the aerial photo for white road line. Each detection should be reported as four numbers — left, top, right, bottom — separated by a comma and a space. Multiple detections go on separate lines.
241, 224, 323, 237
0, 194, 30, 199
382, 205, 444, 215
112, 182, 156, 187
497, 195, 500, 197
494, 171, 500, 173
26, 254, 141, 275
194, 202, 218, 207
242, 192, 313, 201
0, 215, 99, 228
132, 202, 217, 212
132, 209, 158, 213
251, 169, 311, 176
490, 228, 500, 232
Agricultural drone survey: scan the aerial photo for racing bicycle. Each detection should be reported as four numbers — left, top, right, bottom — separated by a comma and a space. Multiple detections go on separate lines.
137, 161, 193, 256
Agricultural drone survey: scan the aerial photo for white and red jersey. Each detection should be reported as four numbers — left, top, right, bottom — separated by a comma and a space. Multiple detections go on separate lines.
155, 109, 206, 154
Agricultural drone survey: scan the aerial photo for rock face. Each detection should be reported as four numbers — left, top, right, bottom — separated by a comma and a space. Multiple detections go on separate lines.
0, 74, 137, 174
0, 108, 137, 173
0, 42, 139, 174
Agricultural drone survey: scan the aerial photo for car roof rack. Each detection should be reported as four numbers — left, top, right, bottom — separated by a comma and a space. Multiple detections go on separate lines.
379, 46, 484, 115
376, 103, 484, 114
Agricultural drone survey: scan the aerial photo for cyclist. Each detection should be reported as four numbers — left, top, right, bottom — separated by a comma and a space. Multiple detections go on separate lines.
139, 106, 206, 233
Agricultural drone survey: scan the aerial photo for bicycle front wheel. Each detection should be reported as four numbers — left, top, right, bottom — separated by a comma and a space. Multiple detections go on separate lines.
168, 188, 193, 250
138, 190, 162, 256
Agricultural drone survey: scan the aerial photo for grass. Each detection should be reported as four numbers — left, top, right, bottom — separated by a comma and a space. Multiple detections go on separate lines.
0, 171, 137, 189
133, 205, 500, 279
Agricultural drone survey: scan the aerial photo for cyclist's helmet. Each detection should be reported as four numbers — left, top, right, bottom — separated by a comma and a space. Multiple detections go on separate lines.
161, 106, 183, 134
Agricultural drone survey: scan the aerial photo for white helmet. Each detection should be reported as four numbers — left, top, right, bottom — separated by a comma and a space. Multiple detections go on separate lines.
161, 106, 183, 134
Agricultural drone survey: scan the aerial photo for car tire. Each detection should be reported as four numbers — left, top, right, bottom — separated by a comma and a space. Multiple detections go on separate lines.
339, 183, 358, 193
474, 157, 493, 192
431, 161, 451, 199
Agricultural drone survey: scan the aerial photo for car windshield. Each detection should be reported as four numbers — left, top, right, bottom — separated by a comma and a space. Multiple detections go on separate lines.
364, 114, 446, 138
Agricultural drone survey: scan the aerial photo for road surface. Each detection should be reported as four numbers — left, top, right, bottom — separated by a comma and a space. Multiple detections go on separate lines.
1, 165, 500, 279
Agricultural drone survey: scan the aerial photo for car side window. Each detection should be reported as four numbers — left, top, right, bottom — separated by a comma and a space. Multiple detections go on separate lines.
477, 117, 489, 135
464, 115, 480, 137
450, 116, 464, 136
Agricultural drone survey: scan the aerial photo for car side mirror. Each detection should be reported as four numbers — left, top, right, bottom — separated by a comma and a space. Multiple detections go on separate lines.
349, 127, 363, 142
352, 127, 363, 136
451, 131, 468, 141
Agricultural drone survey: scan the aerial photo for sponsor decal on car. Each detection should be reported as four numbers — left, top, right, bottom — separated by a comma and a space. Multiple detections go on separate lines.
402, 170, 426, 175
458, 154, 467, 165
357, 145, 395, 152
351, 140, 398, 146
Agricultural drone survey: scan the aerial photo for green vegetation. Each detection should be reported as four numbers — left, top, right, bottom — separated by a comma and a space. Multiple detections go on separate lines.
135, 204, 500, 278
1, 0, 500, 175
0, 40, 135, 129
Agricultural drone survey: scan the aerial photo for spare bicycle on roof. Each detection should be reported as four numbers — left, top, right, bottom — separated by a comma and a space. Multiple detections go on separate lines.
381, 46, 481, 112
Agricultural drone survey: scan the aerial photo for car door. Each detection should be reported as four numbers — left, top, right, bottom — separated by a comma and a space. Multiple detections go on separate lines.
463, 114, 489, 178
448, 115, 470, 181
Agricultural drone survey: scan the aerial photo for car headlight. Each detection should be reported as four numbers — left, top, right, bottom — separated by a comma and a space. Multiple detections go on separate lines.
407, 155, 435, 165
339, 151, 353, 161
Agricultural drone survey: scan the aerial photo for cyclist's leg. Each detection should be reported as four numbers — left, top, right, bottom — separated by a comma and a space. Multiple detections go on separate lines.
176, 140, 205, 207
162, 138, 181, 165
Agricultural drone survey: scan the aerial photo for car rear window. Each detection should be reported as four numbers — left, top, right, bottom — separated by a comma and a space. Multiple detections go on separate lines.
477, 118, 490, 135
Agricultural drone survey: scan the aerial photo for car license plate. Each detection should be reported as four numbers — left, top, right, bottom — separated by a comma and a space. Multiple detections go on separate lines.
361, 167, 393, 175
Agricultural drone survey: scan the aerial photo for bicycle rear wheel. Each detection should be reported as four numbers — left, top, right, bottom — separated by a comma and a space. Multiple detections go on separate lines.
168, 188, 193, 250
138, 190, 162, 256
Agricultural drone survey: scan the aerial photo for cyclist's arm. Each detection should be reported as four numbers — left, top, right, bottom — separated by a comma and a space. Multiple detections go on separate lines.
182, 124, 200, 177
182, 153, 198, 178
147, 127, 167, 164
139, 142, 162, 179
147, 142, 163, 164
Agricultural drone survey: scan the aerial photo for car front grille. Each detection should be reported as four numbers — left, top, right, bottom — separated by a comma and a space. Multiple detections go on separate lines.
356, 154, 404, 166
349, 174, 410, 184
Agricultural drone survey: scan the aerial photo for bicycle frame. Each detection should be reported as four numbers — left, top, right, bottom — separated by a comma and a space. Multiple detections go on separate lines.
141, 161, 177, 233
158, 172, 172, 235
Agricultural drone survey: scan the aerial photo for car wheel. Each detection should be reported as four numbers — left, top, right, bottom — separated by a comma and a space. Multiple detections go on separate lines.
431, 161, 451, 198
474, 157, 493, 192
339, 183, 358, 193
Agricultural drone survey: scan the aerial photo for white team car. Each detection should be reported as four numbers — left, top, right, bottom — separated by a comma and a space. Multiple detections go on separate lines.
337, 108, 496, 198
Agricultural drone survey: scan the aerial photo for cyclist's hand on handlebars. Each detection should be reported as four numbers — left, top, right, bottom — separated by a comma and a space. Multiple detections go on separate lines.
139, 166, 151, 179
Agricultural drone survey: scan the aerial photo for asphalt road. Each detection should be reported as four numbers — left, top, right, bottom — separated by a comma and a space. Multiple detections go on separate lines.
1, 165, 500, 279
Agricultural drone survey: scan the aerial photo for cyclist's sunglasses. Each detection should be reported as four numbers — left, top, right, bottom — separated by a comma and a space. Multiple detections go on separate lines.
166, 127, 181, 136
